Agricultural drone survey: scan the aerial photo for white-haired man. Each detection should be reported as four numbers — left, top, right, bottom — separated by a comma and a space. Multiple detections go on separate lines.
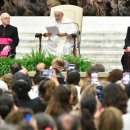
0, 13, 19, 58
43, 8, 77, 56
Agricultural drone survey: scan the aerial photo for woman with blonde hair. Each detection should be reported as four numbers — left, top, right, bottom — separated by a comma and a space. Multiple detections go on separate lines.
80, 84, 102, 108
80, 84, 97, 100
74, 84, 97, 110
99, 106, 123, 130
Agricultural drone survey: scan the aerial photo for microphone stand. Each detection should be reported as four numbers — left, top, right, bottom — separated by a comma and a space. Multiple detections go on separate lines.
35, 33, 42, 52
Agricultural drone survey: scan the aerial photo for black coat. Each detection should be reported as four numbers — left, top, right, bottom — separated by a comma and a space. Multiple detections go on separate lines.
124, 26, 130, 49
121, 26, 130, 71
0, 24, 19, 58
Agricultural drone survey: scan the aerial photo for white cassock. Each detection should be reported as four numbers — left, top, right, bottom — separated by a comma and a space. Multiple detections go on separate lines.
43, 17, 77, 56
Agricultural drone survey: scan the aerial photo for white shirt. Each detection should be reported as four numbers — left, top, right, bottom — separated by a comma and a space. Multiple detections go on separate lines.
28, 85, 39, 99
75, 85, 81, 101
122, 113, 130, 130
122, 99, 130, 130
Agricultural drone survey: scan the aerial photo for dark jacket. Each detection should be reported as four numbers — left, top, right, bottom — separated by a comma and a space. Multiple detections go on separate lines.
32, 97, 47, 113
121, 26, 130, 71
0, 24, 19, 58
124, 26, 130, 49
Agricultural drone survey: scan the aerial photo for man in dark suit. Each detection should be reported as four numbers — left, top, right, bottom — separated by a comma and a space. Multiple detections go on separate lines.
0, 12, 19, 58
121, 26, 130, 72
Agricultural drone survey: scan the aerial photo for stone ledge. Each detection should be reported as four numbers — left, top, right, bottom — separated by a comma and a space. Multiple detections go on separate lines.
28, 71, 109, 79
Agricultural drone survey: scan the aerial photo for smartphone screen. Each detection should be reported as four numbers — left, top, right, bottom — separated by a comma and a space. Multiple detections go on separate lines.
96, 85, 103, 102
122, 72, 130, 85
25, 114, 31, 123
91, 72, 99, 85
40, 69, 53, 77
68, 64, 75, 71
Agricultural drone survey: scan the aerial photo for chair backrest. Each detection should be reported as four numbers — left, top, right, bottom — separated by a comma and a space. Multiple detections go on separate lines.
50, 5, 83, 55
50, 5, 83, 33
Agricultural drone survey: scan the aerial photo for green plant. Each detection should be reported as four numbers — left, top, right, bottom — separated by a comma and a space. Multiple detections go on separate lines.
43, 54, 56, 67
63, 55, 92, 72
0, 51, 92, 76
21, 50, 45, 71
21, 50, 56, 70
0, 57, 16, 76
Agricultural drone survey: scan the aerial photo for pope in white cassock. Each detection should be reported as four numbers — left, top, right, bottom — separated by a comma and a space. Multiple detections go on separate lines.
43, 8, 77, 56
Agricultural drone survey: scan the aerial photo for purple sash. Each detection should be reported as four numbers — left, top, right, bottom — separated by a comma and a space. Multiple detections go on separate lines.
0, 38, 13, 45
0, 38, 13, 57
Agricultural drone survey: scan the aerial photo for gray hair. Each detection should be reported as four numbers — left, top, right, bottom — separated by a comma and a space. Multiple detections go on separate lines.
0, 13, 10, 19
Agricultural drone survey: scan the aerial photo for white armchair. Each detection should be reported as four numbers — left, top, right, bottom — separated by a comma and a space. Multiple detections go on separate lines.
50, 5, 83, 56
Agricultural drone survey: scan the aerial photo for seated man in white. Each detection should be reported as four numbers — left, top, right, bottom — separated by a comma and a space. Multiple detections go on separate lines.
43, 8, 77, 56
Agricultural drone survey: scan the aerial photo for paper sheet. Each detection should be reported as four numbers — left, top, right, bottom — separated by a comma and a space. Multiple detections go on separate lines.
46, 26, 59, 36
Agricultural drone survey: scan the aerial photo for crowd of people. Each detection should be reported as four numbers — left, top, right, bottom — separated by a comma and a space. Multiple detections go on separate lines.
0, 57, 130, 130
0, 0, 130, 16
0, 2, 130, 130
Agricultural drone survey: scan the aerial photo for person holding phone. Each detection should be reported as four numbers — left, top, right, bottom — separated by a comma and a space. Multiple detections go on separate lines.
51, 57, 66, 84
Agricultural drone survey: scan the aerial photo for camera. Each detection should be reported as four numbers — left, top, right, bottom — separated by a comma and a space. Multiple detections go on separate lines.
40, 69, 53, 77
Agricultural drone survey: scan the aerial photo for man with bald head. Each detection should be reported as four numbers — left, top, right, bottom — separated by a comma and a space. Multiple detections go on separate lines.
43, 8, 77, 56
0, 13, 19, 58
